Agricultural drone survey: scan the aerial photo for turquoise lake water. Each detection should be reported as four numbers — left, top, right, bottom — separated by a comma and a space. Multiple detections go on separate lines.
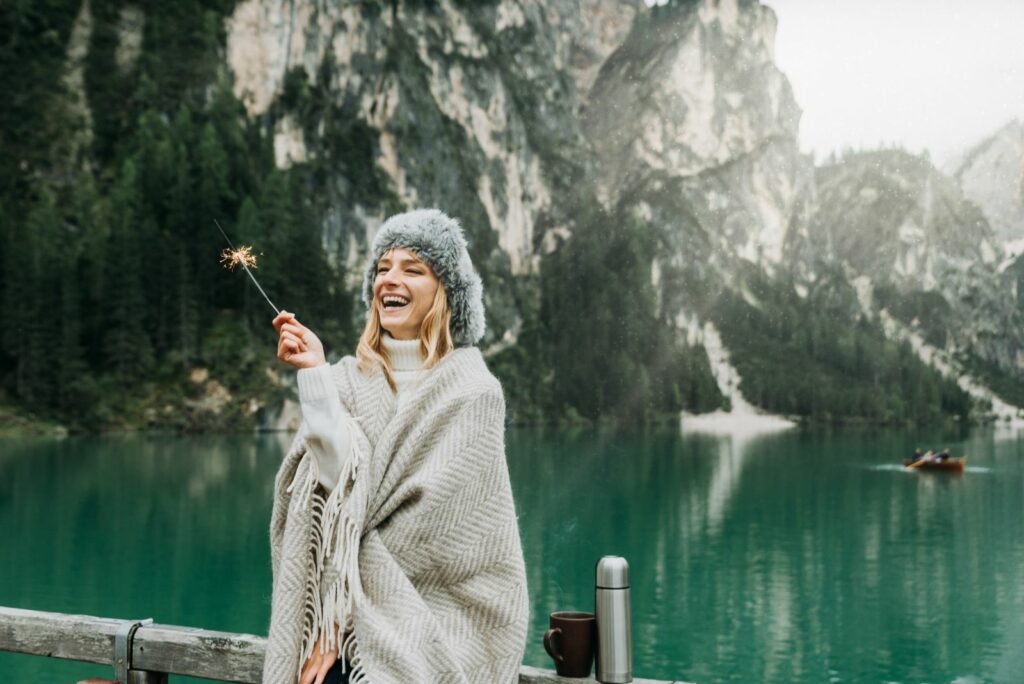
1, 425, 1023, 683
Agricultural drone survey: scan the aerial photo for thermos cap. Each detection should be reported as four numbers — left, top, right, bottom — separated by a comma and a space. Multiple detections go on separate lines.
596, 555, 630, 589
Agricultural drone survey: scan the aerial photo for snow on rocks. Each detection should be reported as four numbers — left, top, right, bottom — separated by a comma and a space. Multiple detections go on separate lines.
681, 320, 796, 435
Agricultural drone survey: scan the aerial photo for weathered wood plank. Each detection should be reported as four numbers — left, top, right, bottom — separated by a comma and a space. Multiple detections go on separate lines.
131, 624, 265, 682
1, 607, 682, 683
0, 608, 265, 681
0, 607, 122, 665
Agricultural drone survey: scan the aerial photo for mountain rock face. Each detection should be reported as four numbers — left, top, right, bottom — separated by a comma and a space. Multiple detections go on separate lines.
812, 151, 998, 286
809, 150, 1024, 372
556, 0, 643, 101
225, 0, 810, 288
945, 120, 1024, 249
226, 0, 636, 279
225, 0, 652, 348
584, 0, 810, 269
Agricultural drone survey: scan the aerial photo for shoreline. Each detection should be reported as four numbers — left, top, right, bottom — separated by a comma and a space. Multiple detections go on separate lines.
5, 404, 1024, 438
680, 409, 798, 436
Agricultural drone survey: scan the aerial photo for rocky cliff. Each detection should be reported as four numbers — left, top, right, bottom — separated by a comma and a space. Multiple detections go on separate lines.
809, 150, 1024, 375
584, 0, 810, 269
223, 0, 813, 321
225, 0, 647, 351
225, 0, 640, 269
812, 150, 998, 285
945, 120, 1024, 250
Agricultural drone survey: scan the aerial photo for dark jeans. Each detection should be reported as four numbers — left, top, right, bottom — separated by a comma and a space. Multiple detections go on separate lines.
323, 660, 351, 684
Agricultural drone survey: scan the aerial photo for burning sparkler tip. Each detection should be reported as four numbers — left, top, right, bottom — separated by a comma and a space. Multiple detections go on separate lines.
220, 245, 259, 271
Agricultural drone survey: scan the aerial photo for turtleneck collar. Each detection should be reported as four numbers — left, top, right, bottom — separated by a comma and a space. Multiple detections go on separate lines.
382, 333, 425, 371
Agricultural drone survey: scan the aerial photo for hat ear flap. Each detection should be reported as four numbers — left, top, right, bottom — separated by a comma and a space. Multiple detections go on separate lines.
462, 269, 486, 345
448, 250, 486, 345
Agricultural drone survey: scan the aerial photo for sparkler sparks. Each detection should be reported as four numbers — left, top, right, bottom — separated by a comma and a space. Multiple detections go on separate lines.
220, 245, 260, 271
214, 219, 280, 314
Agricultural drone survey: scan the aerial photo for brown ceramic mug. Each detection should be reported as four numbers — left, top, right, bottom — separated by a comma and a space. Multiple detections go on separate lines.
543, 611, 596, 678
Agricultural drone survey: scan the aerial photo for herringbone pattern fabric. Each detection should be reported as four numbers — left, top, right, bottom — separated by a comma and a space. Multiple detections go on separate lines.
263, 348, 529, 683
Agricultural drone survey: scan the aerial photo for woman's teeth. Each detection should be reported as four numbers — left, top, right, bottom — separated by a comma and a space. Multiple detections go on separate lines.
382, 295, 410, 310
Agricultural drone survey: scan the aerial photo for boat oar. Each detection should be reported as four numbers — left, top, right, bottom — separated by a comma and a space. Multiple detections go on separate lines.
906, 451, 935, 469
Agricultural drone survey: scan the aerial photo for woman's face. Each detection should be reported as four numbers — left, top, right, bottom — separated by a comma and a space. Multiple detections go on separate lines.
374, 248, 440, 340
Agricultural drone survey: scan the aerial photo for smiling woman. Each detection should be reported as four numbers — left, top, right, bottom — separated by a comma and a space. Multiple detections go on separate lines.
267, 209, 528, 684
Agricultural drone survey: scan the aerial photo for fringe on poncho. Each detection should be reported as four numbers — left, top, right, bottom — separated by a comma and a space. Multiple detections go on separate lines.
263, 347, 530, 684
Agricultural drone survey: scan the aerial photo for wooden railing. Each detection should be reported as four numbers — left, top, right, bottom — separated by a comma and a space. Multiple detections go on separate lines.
0, 607, 685, 683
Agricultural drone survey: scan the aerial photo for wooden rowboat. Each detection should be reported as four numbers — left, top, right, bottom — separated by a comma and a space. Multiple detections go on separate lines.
902, 458, 966, 472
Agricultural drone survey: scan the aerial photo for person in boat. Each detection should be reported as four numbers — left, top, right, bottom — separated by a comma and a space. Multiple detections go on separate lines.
268, 209, 529, 684
936, 448, 952, 462
908, 448, 936, 466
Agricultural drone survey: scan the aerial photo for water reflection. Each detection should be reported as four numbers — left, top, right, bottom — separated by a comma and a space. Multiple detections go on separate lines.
698, 428, 770, 534
508, 425, 1024, 683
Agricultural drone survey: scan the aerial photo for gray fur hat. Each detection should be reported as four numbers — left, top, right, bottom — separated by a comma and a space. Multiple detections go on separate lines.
361, 209, 486, 346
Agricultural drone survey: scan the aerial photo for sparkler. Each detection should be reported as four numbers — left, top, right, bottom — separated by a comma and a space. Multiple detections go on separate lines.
214, 219, 280, 315
220, 244, 259, 271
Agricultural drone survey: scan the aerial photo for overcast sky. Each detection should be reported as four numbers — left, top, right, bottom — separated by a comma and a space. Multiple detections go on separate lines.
767, 0, 1024, 163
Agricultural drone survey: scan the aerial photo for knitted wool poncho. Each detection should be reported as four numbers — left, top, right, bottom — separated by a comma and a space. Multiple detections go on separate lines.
263, 346, 529, 683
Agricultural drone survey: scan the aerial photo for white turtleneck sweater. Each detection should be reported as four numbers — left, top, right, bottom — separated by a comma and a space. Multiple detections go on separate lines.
296, 333, 426, 491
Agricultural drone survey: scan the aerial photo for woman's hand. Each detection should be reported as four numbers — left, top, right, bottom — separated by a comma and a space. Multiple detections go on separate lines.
273, 311, 327, 369
299, 645, 338, 684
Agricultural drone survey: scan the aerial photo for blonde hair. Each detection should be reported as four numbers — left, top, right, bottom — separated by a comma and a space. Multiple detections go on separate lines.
356, 254, 454, 392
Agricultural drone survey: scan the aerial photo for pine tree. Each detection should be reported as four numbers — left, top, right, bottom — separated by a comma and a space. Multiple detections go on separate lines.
68, 173, 107, 371
166, 120, 199, 363
194, 121, 235, 312
103, 158, 153, 378
10, 189, 66, 408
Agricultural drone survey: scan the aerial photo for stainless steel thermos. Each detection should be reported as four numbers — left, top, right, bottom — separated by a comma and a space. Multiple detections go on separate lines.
595, 555, 633, 683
